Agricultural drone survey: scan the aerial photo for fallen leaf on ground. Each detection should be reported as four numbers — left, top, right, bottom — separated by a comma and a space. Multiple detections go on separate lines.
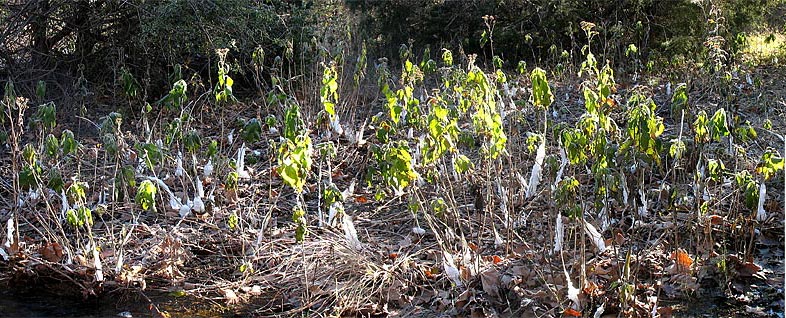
40, 241, 64, 262
707, 214, 724, 225
480, 267, 500, 297
563, 308, 581, 317
657, 306, 673, 317
672, 249, 692, 272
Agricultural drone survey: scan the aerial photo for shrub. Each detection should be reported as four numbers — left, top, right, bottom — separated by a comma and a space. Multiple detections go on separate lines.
347, 0, 783, 64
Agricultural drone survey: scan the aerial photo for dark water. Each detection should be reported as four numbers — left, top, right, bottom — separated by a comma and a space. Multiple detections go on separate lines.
0, 290, 170, 318
0, 284, 781, 317
0, 289, 237, 318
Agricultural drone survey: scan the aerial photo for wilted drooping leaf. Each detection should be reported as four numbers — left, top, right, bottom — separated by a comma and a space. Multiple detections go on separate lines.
756, 183, 767, 221
526, 135, 546, 198
584, 220, 606, 253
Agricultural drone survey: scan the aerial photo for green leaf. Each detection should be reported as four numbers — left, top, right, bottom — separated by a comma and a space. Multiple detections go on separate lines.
241, 118, 263, 143
207, 139, 218, 158
184, 130, 202, 153
671, 83, 688, 118
669, 139, 686, 160
693, 110, 709, 143
453, 155, 473, 174
76, 206, 93, 227
137, 142, 163, 169
709, 108, 729, 141
625, 94, 664, 164
283, 104, 304, 142
530, 68, 554, 110
169, 290, 188, 298
122, 165, 136, 188
66, 209, 79, 228
47, 168, 64, 192
228, 212, 239, 230
279, 164, 301, 192
707, 159, 725, 181
442, 49, 453, 66
625, 43, 638, 57
35, 80, 46, 101
99, 112, 123, 135
22, 144, 36, 165
756, 149, 784, 180
135, 180, 157, 212
61, 130, 77, 155
120, 68, 138, 98
734, 171, 759, 209
295, 223, 307, 242
225, 171, 239, 190
516, 61, 527, 74
160, 79, 187, 110
321, 63, 339, 119
493, 56, 503, 69
34, 102, 57, 131
18, 165, 39, 191
45, 134, 59, 158
292, 205, 307, 242
733, 121, 757, 142
277, 135, 313, 194
67, 182, 88, 204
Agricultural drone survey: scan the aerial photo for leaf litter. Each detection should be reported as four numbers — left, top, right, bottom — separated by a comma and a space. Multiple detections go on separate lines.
0, 63, 783, 318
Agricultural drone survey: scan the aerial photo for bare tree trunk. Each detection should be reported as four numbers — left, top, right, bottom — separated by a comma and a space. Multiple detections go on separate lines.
30, 0, 51, 67
74, 0, 95, 61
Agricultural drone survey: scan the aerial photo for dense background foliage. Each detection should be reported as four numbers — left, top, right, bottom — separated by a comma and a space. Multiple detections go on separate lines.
1, 0, 783, 103
0, 0, 314, 99
348, 0, 784, 64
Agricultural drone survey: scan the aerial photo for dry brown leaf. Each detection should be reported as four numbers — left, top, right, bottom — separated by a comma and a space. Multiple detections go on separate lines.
510, 265, 531, 278
40, 242, 64, 262
331, 169, 344, 178
563, 308, 581, 317
459, 265, 472, 281
737, 262, 763, 277
75, 254, 89, 267
99, 248, 114, 259
657, 306, 674, 318
707, 214, 724, 225
424, 267, 438, 280
583, 280, 599, 296
455, 289, 471, 309
480, 267, 500, 297
672, 249, 693, 272
614, 232, 625, 245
